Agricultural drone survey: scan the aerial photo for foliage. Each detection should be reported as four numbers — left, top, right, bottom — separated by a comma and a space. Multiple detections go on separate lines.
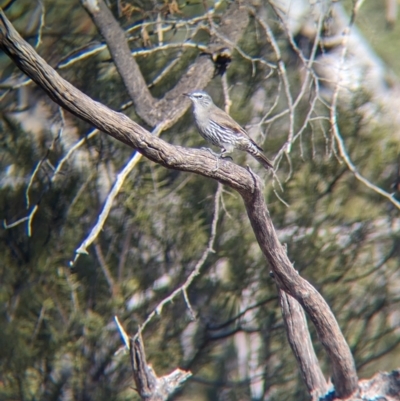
0, 1, 399, 400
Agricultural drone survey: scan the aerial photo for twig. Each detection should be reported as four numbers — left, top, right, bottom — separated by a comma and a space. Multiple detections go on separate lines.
70, 124, 166, 266
138, 183, 223, 333
94, 243, 116, 296
0, 14, 359, 396
329, 1, 400, 211
3, 204, 38, 237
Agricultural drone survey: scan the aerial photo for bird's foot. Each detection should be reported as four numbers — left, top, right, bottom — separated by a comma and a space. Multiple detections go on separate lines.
200, 148, 234, 171
220, 153, 233, 161
213, 153, 234, 171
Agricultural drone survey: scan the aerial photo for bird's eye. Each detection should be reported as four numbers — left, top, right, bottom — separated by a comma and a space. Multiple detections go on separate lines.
197, 94, 203, 98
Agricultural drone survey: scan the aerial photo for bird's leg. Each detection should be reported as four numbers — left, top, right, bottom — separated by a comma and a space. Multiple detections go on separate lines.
200, 148, 233, 172
200, 147, 220, 157
201, 147, 221, 171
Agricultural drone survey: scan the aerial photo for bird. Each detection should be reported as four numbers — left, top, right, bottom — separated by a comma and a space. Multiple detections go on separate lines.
184, 90, 273, 170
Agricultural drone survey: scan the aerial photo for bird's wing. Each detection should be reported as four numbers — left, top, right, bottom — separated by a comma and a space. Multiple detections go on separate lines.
212, 107, 264, 151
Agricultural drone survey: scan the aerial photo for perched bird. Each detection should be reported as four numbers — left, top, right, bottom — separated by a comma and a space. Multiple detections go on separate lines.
184, 90, 273, 170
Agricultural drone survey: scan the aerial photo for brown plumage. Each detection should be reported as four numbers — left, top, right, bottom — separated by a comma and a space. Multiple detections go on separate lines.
184, 91, 273, 170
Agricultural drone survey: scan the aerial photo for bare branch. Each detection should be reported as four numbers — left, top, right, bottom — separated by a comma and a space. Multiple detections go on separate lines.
279, 290, 328, 399
138, 183, 222, 332
3, 204, 38, 237
81, 0, 154, 123
0, 10, 359, 397
71, 124, 166, 266
94, 243, 116, 296
328, 2, 400, 211
244, 176, 358, 397
83, 0, 250, 128
115, 319, 191, 401
129, 334, 191, 401
52, 128, 99, 181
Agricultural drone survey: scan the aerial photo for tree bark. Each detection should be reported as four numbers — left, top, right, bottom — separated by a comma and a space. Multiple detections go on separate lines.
0, 8, 358, 399
279, 290, 329, 400
82, 0, 249, 129
130, 335, 191, 401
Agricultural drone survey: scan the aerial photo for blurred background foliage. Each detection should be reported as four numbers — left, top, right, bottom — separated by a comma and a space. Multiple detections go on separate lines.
0, 0, 400, 400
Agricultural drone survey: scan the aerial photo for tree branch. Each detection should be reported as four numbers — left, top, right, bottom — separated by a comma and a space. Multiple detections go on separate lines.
0, 9, 253, 193
129, 334, 191, 401
0, 9, 358, 398
279, 290, 328, 399
244, 182, 357, 397
83, 0, 249, 128
113, 316, 192, 401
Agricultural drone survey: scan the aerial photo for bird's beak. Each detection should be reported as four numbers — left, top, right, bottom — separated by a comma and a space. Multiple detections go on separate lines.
183, 93, 190, 98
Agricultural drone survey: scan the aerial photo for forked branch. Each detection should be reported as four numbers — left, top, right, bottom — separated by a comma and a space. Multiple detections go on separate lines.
0, 9, 358, 399
82, 0, 249, 129
115, 317, 191, 401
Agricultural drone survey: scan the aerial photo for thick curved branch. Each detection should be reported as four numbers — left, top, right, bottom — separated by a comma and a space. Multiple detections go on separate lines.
0, 9, 253, 194
279, 290, 328, 399
245, 185, 357, 397
0, 9, 358, 398
82, 0, 155, 123
83, 0, 249, 128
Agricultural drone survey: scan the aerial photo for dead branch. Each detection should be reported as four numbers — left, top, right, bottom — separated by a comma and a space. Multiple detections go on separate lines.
115, 317, 191, 400
129, 335, 191, 401
279, 290, 328, 399
82, 0, 249, 128
138, 183, 222, 332
0, 9, 358, 398
244, 177, 357, 397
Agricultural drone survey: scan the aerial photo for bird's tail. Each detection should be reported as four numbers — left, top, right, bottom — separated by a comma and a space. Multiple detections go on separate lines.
253, 152, 274, 170
246, 140, 273, 170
